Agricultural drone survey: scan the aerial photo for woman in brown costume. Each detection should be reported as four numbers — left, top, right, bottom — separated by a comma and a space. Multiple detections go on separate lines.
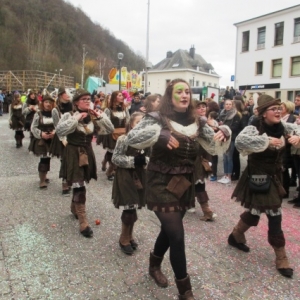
125, 79, 231, 300
50, 87, 73, 195
56, 89, 114, 238
9, 92, 25, 148
101, 91, 130, 180
112, 112, 148, 255
228, 95, 300, 278
22, 90, 39, 133
29, 95, 56, 189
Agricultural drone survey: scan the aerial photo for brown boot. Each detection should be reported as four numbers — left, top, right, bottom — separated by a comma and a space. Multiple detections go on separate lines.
106, 162, 115, 181
149, 251, 168, 287
273, 247, 293, 277
119, 223, 134, 255
70, 202, 78, 219
199, 202, 215, 221
228, 219, 250, 252
129, 210, 138, 250
75, 203, 93, 238
39, 172, 47, 189
175, 275, 194, 300
101, 159, 107, 172
62, 181, 70, 196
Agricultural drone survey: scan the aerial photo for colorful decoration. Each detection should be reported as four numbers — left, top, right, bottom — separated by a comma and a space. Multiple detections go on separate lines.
108, 67, 142, 90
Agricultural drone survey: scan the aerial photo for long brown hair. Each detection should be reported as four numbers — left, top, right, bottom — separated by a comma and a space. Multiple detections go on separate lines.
143, 94, 161, 113
109, 91, 125, 111
159, 78, 195, 123
125, 112, 144, 134
39, 99, 56, 111
11, 93, 22, 108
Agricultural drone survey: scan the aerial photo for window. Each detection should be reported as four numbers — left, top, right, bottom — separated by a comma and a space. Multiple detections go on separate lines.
272, 59, 282, 77
288, 91, 294, 101
257, 27, 266, 49
275, 91, 281, 99
242, 31, 250, 52
214, 83, 217, 88
256, 61, 263, 75
208, 83, 211, 86
291, 56, 300, 76
274, 22, 284, 46
294, 18, 300, 43
202, 81, 206, 87
196, 80, 199, 87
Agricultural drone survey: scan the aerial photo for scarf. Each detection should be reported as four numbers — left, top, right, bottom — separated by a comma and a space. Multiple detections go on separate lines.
173, 110, 192, 126
219, 108, 237, 122
59, 101, 73, 114
41, 110, 52, 118
252, 118, 284, 138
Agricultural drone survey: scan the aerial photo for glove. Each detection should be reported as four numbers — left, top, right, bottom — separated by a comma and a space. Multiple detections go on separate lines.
134, 154, 146, 166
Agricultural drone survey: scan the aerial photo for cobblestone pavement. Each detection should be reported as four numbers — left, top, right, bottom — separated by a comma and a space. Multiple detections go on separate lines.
0, 113, 300, 300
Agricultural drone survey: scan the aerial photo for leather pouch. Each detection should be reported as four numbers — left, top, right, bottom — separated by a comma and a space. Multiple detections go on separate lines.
133, 171, 143, 190
166, 175, 191, 199
79, 148, 89, 167
248, 175, 271, 193
112, 128, 126, 140
201, 157, 212, 172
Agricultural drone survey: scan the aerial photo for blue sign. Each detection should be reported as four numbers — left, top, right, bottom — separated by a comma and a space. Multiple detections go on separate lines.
231, 75, 235, 81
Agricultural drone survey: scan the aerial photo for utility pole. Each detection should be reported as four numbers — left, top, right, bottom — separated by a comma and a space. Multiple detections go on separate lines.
81, 44, 88, 88
144, 0, 150, 94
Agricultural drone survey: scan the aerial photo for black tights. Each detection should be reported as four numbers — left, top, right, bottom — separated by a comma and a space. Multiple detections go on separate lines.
153, 211, 187, 280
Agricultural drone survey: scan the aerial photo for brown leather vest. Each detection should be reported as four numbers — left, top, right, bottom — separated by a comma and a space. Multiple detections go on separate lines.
147, 112, 199, 174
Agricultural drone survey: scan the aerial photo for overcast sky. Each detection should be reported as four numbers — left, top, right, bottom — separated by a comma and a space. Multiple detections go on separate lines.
66, 0, 299, 87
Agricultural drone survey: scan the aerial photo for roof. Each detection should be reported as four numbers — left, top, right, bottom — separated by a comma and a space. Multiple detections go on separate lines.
234, 4, 300, 26
152, 49, 218, 75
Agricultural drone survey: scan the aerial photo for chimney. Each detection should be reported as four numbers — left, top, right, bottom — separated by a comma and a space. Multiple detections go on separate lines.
166, 51, 173, 58
189, 45, 195, 59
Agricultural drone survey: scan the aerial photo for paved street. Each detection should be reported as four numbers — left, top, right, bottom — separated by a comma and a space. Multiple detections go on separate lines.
0, 113, 300, 300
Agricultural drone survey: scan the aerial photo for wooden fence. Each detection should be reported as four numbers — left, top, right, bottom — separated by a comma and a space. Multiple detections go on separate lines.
0, 70, 74, 91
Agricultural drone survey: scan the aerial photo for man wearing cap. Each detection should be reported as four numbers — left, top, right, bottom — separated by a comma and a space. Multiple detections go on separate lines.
229, 94, 300, 278
56, 89, 114, 238
50, 87, 73, 195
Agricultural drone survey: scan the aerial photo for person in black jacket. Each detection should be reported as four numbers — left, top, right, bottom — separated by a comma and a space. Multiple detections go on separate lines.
231, 99, 250, 180
129, 92, 143, 115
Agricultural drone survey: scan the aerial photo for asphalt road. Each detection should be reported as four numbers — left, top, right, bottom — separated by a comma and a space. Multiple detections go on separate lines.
0, 113, 299, 300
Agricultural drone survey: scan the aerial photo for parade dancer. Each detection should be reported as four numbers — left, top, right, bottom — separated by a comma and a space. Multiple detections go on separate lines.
126, 79, 231, 300
228, 95, 300, 278
22, 90, 39, 135
56, 89, 113, 238
29, 95, 56, 189
102, 91, 130, 180
187, 101, 216, 220
50, 87, 73, 195
9, 92, 25, 148
112, 112, 148, 255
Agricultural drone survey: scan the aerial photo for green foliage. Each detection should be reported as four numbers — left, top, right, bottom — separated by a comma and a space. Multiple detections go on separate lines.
0, 0, 145, 83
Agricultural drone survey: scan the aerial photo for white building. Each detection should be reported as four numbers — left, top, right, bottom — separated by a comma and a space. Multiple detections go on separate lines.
147, 46, 220, 99
234, 4, 300, 100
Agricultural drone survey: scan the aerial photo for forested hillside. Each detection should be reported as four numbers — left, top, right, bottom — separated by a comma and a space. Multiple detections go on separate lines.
0, 0, 145, 82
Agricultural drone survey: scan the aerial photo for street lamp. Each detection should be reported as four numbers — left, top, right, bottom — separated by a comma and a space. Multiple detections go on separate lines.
117, 52, 124, 91
55, 69, 63, 85
81, 44, 88, 88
